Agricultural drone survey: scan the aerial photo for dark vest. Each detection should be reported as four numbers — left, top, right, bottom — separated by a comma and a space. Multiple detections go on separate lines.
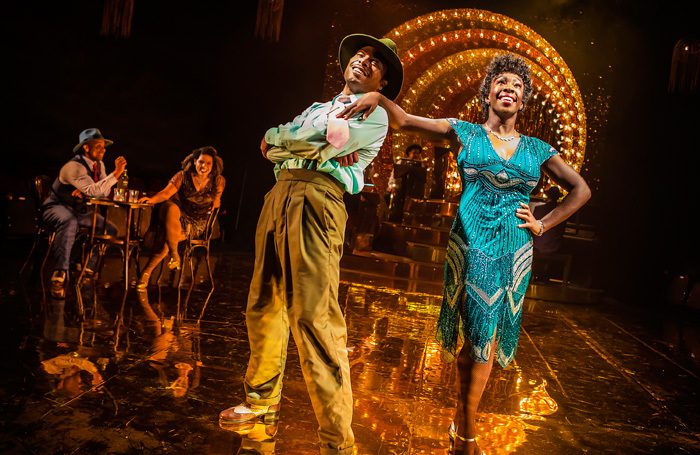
43, 155, 99, 213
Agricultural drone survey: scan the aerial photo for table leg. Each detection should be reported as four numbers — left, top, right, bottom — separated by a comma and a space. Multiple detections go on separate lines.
75, 204, 101, 318
124, 207, 133, 290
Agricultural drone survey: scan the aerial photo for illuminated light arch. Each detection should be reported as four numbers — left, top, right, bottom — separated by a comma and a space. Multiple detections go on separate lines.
385, 9, 587, 173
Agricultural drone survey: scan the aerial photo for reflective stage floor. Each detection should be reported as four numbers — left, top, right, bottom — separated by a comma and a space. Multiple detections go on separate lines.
1, 247, 699, 454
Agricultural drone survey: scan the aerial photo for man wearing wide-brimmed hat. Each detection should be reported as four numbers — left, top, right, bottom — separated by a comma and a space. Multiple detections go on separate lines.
219, 34, 403, 454
42, 128, 127, 297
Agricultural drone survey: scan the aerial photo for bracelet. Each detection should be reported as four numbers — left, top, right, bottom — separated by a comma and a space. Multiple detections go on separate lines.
534, 220, 544, 236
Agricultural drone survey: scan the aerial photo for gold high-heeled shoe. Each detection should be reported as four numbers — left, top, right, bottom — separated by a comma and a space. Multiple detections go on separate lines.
136, 271, 150, 289
448, 422, 482, 455
168, 257, 181, 270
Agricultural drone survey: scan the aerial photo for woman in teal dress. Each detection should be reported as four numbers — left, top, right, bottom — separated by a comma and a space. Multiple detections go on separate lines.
341, 54, 590, 455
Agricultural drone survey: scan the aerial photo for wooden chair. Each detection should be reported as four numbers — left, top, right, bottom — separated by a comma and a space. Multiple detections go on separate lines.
20, 175, 93, 280
178, 207, 220, 291
154, 208, 220, 288
20, 176, 62, 276
157, 208, 220, 321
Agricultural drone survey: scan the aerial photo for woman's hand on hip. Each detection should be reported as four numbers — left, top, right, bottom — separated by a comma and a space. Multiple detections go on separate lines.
516, 202, 542, 235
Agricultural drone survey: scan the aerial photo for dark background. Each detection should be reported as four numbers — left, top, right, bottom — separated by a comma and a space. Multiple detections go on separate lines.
4, 0, 699, 306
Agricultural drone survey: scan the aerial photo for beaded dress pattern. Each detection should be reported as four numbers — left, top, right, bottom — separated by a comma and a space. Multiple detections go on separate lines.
170, 171, 225, 238
437, 119, 557, 367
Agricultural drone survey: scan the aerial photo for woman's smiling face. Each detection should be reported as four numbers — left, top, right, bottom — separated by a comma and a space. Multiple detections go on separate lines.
195, 154, 213, 177
488, 72, 524, 115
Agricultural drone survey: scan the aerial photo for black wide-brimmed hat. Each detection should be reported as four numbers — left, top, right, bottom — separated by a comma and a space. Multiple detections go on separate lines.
72, 128, 113, 153
338, 34, 404, 101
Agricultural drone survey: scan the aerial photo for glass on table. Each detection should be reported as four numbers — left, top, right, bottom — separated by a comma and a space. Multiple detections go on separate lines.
128, 189, 139, 203
113, 187, 126, 202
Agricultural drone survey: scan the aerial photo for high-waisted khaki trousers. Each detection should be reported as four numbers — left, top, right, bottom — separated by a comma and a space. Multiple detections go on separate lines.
244, 169, 354, 454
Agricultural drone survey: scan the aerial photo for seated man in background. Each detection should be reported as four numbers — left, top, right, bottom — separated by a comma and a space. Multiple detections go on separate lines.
42, 128, 127, 297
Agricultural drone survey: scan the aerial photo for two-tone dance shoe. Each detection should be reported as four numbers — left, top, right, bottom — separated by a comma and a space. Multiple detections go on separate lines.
219, 402, 280, 425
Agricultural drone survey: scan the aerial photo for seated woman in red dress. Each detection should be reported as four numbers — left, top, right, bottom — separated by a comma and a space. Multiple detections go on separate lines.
137, 146, 225, 288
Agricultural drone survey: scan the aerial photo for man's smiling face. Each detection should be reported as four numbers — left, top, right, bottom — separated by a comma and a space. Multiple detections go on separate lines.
343, 46, 388, 94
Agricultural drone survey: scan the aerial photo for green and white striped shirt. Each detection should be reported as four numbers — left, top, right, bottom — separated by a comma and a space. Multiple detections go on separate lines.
264, 93, 388, 194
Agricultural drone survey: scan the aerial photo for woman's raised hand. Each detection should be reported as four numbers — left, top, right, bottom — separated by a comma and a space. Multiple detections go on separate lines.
338, 92, 382, 121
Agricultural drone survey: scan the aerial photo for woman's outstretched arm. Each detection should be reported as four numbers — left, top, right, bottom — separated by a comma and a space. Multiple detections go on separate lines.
339, 92, 453, 142
139, 182, 178, 204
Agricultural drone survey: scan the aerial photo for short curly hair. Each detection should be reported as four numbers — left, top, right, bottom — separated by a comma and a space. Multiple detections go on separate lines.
478, 54, 533, 119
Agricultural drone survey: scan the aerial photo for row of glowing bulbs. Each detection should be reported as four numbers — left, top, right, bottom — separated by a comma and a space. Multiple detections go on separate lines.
385, 8, 586, 171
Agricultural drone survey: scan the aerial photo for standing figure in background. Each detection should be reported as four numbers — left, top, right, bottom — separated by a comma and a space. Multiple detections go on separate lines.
339, 53, 591, 455
532, 186, 564, 254
403, 143, 427, 199
405, 143, 424, 162
390, 143, 427, 221
218, 34, 403, 455
43, 128, 126, 298
137, 146, 225, 288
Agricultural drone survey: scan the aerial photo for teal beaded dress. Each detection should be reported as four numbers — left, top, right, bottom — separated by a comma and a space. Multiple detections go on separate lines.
437, 119, 557, 367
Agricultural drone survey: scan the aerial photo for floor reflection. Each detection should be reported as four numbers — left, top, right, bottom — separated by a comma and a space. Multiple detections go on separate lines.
1, 248, 699, 454
343, 285, 565, 454
220, 420, 278, 455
